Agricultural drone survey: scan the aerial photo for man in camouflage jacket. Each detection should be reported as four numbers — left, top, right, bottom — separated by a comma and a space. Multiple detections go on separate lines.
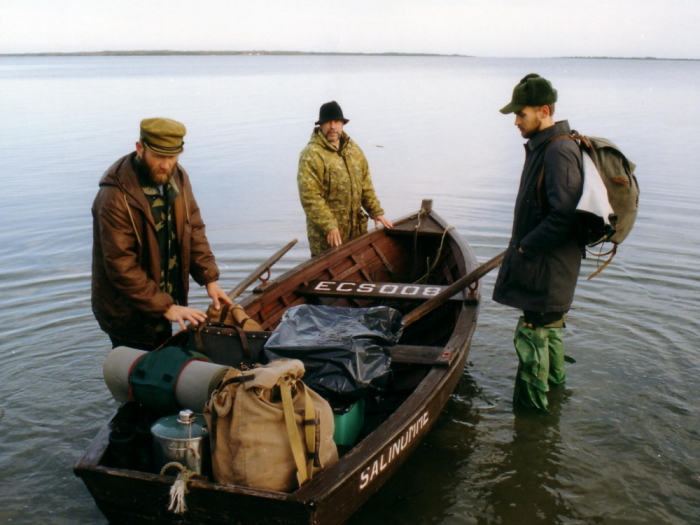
297, 101, 392, 256
92, 118, 231, 350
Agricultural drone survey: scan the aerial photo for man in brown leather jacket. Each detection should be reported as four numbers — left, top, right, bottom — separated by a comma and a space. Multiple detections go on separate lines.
91, 118, 231, 350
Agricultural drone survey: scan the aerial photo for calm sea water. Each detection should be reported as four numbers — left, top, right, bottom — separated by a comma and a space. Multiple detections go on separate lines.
1, 55, 699, 525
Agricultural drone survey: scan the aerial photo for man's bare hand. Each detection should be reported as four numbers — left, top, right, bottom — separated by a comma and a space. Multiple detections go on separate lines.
327, 227, 342, 247
164, 305, 207, 331
374, 215, 393, 229
206, 281, 233, 311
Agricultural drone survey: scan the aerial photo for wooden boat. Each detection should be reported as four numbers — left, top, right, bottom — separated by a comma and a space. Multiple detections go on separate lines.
75, 201, 489, 525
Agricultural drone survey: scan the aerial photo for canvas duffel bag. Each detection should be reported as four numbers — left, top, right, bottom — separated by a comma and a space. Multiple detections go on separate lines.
204, 359, 338, 492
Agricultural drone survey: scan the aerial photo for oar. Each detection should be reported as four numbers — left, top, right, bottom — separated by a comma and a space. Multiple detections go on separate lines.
401, 250, 506, 327
227, 239, 298, 301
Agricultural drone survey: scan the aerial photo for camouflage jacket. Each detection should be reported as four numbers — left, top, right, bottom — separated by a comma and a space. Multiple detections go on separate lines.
297, 128, 384, 255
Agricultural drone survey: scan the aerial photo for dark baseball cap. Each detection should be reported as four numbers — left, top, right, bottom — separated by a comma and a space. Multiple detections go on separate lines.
500, 74, 558, 114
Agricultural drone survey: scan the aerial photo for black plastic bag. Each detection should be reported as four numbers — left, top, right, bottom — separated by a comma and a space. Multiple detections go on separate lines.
263, 305, 403, 406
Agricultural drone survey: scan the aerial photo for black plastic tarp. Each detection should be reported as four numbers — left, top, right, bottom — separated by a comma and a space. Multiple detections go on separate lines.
263, 305, 403, 407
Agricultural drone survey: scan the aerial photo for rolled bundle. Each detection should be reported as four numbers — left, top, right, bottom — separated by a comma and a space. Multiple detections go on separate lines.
104, 346, 145, 403
103, 346, 230, 412
176, 361, 230, 412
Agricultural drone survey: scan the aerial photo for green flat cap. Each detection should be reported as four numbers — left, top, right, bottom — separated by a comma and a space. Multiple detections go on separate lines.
140, 118, 186, 156
500, 74, 558, 114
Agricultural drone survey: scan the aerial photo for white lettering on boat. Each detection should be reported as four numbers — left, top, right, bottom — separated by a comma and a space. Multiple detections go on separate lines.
358, 411, 430, 490
306, 281, 453, 300
379, 284, 398, 294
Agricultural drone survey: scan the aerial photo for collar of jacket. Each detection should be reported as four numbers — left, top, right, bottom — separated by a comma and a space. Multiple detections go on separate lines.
100, 152, 189, 234
526, 120, 572, 151
311, 127, 351, 153
99, 153, 151, 215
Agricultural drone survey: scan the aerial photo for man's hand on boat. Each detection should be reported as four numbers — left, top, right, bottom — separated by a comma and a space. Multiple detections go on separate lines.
373, 215, 393, 229
164, 282, 232, 330
326, 216, 393, 248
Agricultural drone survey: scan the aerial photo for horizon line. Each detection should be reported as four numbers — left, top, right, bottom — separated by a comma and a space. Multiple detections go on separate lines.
0, 50, 697, 61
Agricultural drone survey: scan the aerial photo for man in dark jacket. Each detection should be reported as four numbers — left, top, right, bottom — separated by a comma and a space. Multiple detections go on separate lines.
493, 74, 583, 411
92, 118, 231, 350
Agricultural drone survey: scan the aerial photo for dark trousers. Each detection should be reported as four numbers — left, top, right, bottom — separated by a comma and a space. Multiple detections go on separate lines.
523, 310, 567, 328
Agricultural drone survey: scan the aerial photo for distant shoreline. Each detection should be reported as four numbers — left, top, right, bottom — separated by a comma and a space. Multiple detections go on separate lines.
0, 50, 466, 58
0, 50, 696, 61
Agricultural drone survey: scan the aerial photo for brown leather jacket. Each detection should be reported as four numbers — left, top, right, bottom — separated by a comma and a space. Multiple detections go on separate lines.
91, 153, 220, 346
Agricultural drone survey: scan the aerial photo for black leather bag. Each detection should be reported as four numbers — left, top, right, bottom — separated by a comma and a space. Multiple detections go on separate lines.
187, 322, 270, 368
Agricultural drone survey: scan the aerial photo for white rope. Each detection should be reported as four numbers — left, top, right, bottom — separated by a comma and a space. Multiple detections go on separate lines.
160, 461, 196, 515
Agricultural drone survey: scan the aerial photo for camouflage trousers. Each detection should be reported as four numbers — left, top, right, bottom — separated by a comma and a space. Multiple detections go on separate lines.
512, 315, 567, 412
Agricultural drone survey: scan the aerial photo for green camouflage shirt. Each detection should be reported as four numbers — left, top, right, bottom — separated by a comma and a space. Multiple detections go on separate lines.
139, 171, 181, 333
297, 128, 384, 255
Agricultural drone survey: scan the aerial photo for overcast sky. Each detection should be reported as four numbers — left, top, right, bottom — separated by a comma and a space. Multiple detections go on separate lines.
2, 0, 698, 59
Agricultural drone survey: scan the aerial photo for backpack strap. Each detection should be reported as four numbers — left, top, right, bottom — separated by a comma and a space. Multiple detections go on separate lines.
279, 379, 324, 486
587, 244, 617, 280
191, 323, 206, 354
234, 325, 251, 358
280, 379, 310, 487
218, 304, 231, 324
536, 133, 578, 213
300, 384, 320, 474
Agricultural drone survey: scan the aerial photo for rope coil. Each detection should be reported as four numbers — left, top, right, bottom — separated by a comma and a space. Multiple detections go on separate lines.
160, 461, 196, 514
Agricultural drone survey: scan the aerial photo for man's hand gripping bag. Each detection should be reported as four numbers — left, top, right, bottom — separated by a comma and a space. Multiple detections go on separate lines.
204, 359, 338, 492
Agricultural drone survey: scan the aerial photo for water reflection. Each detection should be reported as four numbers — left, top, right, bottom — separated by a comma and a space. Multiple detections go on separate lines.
479, 388, 583, 525
348, 374, 483, 524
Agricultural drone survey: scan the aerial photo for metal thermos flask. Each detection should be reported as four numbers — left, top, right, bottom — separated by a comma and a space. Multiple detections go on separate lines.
151, 409, 210, 476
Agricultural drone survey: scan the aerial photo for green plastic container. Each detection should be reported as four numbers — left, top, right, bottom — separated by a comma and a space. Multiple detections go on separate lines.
333, 399, 365, 446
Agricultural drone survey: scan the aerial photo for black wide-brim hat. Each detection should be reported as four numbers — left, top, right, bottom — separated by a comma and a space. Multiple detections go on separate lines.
315, 101, 349, 125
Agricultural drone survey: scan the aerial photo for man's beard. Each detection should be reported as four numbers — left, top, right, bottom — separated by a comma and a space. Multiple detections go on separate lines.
323, 130, 340, 143
520, 116, 541, 139
137, 156, 173, 186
